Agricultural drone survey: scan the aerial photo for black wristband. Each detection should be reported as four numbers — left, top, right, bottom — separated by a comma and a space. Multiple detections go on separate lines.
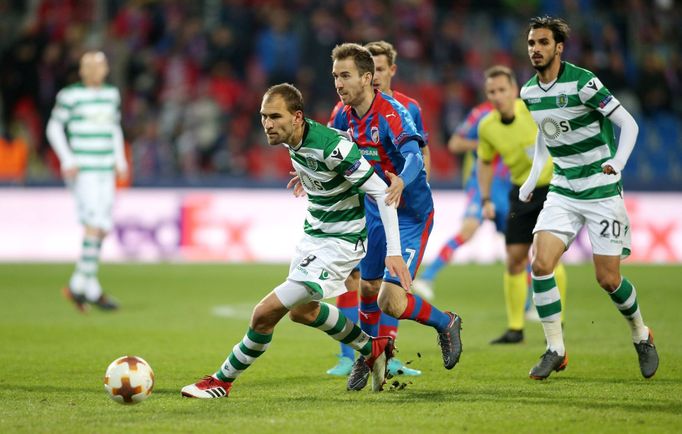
481, 197, 492, 205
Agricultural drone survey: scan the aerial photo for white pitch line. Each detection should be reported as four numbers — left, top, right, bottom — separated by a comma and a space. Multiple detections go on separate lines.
211, 304, 253, 319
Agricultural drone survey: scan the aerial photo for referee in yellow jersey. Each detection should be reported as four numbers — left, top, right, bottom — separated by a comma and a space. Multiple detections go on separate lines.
477, 65, 567, 344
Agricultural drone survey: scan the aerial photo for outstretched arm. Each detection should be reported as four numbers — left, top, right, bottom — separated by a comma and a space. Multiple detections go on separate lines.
519, 130, 550, 202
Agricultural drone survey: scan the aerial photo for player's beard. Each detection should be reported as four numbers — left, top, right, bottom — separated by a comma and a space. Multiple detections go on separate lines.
532, 50, 557, 73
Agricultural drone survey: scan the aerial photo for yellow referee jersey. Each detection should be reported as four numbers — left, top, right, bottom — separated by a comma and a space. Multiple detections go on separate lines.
478, 99, 553, 187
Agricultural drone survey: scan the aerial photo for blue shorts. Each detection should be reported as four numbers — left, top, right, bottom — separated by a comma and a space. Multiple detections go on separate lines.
463, 176, 511, 233
360, 200, 434, 286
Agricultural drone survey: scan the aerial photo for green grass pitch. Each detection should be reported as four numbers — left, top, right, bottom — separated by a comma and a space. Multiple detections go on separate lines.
1, 263, 680, 433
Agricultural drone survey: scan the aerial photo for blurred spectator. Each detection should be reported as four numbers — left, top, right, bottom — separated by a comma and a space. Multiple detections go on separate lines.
0, 127, 29, 184
0, 0, 679, 189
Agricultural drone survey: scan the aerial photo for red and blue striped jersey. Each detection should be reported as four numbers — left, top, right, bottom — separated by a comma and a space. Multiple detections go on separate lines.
393, 90, 428, 146
328, 90, 433, 219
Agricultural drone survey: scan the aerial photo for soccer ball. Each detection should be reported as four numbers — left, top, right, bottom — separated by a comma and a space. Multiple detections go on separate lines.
104, 355, 155, 404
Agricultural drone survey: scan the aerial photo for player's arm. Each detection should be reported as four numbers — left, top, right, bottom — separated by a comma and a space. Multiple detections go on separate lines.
46, 92, 77, 180
112, 89, 128, 180
385, 139, 423, 207
476, 128, 496, 218
477, 158, 495, 219
357, 169, 411, 289
330, 139, 410, 288
421, 144, 431, 181
448, 134, 478, 154
519, 130, 550, 202
601, 106, 638, 175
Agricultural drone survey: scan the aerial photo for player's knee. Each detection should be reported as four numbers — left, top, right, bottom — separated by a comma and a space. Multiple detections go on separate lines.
531, 256, 554, 276
360, 279, 381, 297
377, 284, 405, 317
250, 303, 272, 332
596, 271, 620, 293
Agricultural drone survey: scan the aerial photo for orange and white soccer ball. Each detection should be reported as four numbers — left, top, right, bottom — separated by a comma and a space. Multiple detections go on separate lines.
104, 356, 155, 404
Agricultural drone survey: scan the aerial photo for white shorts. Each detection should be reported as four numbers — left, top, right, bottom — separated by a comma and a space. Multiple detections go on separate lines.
533, 192, 631, 258
275, 234, 365, 308
71, 171, 116, 231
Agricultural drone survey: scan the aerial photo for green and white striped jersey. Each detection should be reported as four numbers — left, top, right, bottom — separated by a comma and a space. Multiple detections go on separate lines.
49, 83, 122, 171
521, 61, 622, 200
288, 119, 376, 244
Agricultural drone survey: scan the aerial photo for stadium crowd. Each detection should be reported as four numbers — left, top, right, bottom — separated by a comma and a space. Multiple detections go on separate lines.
0, 0, 680, 189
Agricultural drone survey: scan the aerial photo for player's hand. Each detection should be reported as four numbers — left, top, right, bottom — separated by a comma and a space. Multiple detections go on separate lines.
385, 255, 412, 290
287, 171, 306, 197
482, 201, 496, 220
116, 167, 129, 182
601, 159, 623, 175
384, 171, 404, 207
61, 166, 78, 181
518, 183, 533, 203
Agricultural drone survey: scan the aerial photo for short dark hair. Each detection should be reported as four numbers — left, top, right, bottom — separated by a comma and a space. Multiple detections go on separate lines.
484, 65, 517, 86
364, 41, 397, 66
527, 16, 570, 44
331, 43, 375, 77
264, 83, 304, 114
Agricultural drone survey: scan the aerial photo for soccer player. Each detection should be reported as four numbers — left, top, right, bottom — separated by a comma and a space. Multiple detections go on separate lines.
181, 83, 411, 398
329, 43, 462, 391
412, 101, 512, 302
325, 40, 429, 377
519, 16, 658, 379
476, 65, 568, 344
46, 51, 127, 312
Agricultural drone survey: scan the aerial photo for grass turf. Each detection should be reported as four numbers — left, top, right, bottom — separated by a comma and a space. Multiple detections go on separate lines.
0, 263, 680, 433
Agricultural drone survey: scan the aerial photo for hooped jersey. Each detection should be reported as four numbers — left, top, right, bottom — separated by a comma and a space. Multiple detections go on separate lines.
328, 90, 433, 219
49, 82, 121, 171
521, 61, 622, 200
288, 118, 377, 244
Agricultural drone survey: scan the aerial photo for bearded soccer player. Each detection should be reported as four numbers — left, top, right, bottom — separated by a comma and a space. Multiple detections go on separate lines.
520, 16, 658, 379
328, 43, 462, 391
181, 83, 412, 398
325, 40, 429, 377
47, 51, 126, 312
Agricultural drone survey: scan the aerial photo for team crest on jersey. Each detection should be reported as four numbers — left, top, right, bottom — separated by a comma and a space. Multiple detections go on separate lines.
371, 126, 380, 144
556, 93, 568, 108
305, 156, 318, 170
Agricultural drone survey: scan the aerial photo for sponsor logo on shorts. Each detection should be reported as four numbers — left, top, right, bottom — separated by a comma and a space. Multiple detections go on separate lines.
319, 270, 329, 280
295, 265, 309, 275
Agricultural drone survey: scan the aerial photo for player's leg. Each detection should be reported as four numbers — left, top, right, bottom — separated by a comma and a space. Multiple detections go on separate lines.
491, 185, 540, 344
586, 197, 658, 378
378, 210, 463, 370
63, 172, 117, 311
290, 296, 393, 391
491, 242, 529, 344
326, 269, 360, 376
181, 286, 290, 398
526, 192, 578, 379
